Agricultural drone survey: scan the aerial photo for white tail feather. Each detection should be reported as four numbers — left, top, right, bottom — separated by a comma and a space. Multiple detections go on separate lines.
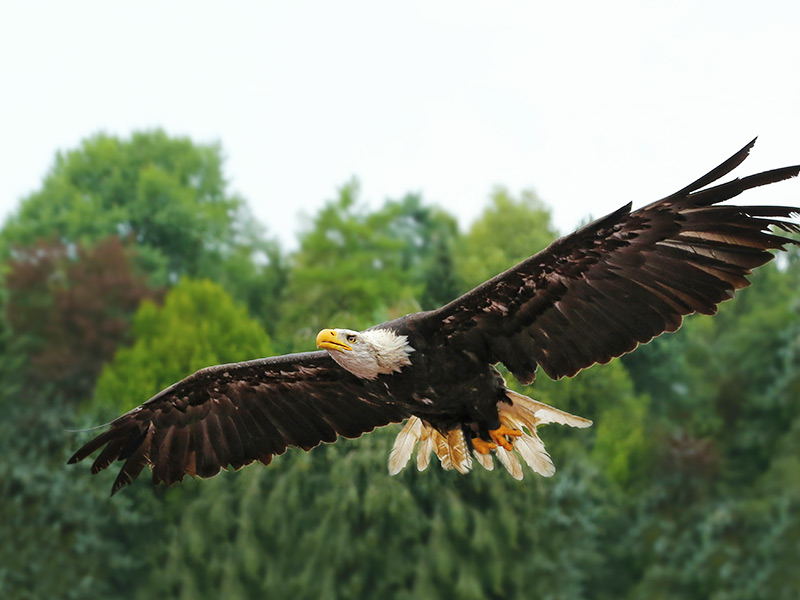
388, 416, 423, 475
387, 389, 591, 479
447, 428, 472, 474
504, 390, 592, 428
513, 427, 555, 477
433, 429, 452, 469
416, 426, 434, 471
496, 446, 523, 480
473, 449, 494, 471
498, 410, 556, 477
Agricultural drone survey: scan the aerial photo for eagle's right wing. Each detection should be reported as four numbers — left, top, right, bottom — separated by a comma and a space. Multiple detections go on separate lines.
427, 139, 800, 383
69, 351, 408, 495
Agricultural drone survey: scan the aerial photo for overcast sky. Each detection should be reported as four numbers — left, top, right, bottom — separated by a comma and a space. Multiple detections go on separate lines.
2, 1, 799, 250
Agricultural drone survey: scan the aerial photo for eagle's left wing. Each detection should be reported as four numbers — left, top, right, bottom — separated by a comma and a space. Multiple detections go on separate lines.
69, 351, 408, 495
427, 139, 800, 383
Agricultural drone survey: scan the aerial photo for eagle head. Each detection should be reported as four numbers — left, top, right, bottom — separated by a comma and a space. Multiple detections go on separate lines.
316, 328, 414, 380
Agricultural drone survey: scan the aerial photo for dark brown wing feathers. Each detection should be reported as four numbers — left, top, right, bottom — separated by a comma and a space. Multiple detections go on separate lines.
69, 351, 408, 495
432, 140, 800, 382
70, 140, 798, 494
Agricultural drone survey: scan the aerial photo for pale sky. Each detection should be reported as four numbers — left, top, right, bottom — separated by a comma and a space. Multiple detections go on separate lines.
2, 1, 799, 250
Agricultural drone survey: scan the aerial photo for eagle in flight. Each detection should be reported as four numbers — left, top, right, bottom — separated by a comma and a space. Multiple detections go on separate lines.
70, 140, 800, 495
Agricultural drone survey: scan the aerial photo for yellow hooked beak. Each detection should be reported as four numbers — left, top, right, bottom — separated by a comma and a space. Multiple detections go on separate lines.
316, 329, 353, 352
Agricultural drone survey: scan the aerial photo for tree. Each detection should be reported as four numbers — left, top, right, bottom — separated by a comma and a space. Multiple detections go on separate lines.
379, 193, 462, 310
278, 181, 462, 349
3, 131, 226, 274
92, 278, 274, 417
0, 380, 158, 600
0, 130, 285, 320
0, 131, 287, 600
122, 426, 610, 600
607, 253, 800, 599
4, 235, 158, 400
1, 278, 277, 600
456, 187, 558, 289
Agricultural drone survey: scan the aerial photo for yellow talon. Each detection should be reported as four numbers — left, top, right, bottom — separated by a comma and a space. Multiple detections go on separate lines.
471, 437, 497, 455
489, 425, 523, 451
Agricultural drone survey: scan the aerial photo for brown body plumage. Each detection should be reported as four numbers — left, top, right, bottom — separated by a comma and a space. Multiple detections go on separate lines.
69, 139, 800, 495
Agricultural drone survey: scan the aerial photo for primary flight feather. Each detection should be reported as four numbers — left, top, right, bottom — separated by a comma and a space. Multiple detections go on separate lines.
69, 139, 800, 495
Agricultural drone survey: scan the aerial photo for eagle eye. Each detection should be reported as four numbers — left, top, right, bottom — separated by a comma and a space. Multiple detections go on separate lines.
346, 334, 357, 343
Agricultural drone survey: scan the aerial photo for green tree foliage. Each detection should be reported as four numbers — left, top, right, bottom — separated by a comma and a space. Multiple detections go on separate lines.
129, 430, 608, 600
92, 278, 273, 417
0, 127, 284, 599
0, 383, 159, 600
216, 219, 288, 336
532, 360, 653, 490
0, 240, 162, 600
0, 129, 285, 322
609, 256, 800, 600
0, 278, 273, 600
380, 193, 462, 310
2, 131, 231, 275
278, 181, 462, 349
456, 186, 558, 289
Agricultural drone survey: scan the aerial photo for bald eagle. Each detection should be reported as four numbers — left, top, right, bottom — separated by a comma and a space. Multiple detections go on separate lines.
70, 140, 800, 495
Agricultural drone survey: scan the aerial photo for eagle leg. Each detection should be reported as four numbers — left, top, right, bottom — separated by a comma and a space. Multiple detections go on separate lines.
489, 425, 523, 451
471, 436, 497, 455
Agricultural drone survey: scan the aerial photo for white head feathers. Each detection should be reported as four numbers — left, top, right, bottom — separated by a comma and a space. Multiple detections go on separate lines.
316, 328, 414, 380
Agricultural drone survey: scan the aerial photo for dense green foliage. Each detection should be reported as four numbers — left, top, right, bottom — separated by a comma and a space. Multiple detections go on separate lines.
456, 186, 558, 289
0, 130, 286, 323
92, 278, 274, 418
2, 130, 798, 599
277, 183, 460, 350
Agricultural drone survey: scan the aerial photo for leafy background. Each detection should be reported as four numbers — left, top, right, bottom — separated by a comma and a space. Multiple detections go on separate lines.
1, 131, 798, 599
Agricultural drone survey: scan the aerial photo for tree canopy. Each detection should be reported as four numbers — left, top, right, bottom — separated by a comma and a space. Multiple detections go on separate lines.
92, 278, 274, 418
0, 129, 286, 322
456, 186, 558, 289
277, 181, 460, 349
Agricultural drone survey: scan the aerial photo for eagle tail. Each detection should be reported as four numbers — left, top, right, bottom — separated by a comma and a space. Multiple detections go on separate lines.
387, 417, 422, 475
416, 425, 434, 471
388, 416, 471, 475
388, 391, 591, 478
445, 428, 472, 474
388, 417, 472, 475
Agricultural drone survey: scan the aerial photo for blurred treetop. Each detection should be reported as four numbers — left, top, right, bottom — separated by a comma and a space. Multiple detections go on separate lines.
92, 277, 274, 418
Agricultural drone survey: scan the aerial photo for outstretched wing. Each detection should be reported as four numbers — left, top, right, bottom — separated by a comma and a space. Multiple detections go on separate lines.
69, 351, 408, 495
429, 139, 800, 382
